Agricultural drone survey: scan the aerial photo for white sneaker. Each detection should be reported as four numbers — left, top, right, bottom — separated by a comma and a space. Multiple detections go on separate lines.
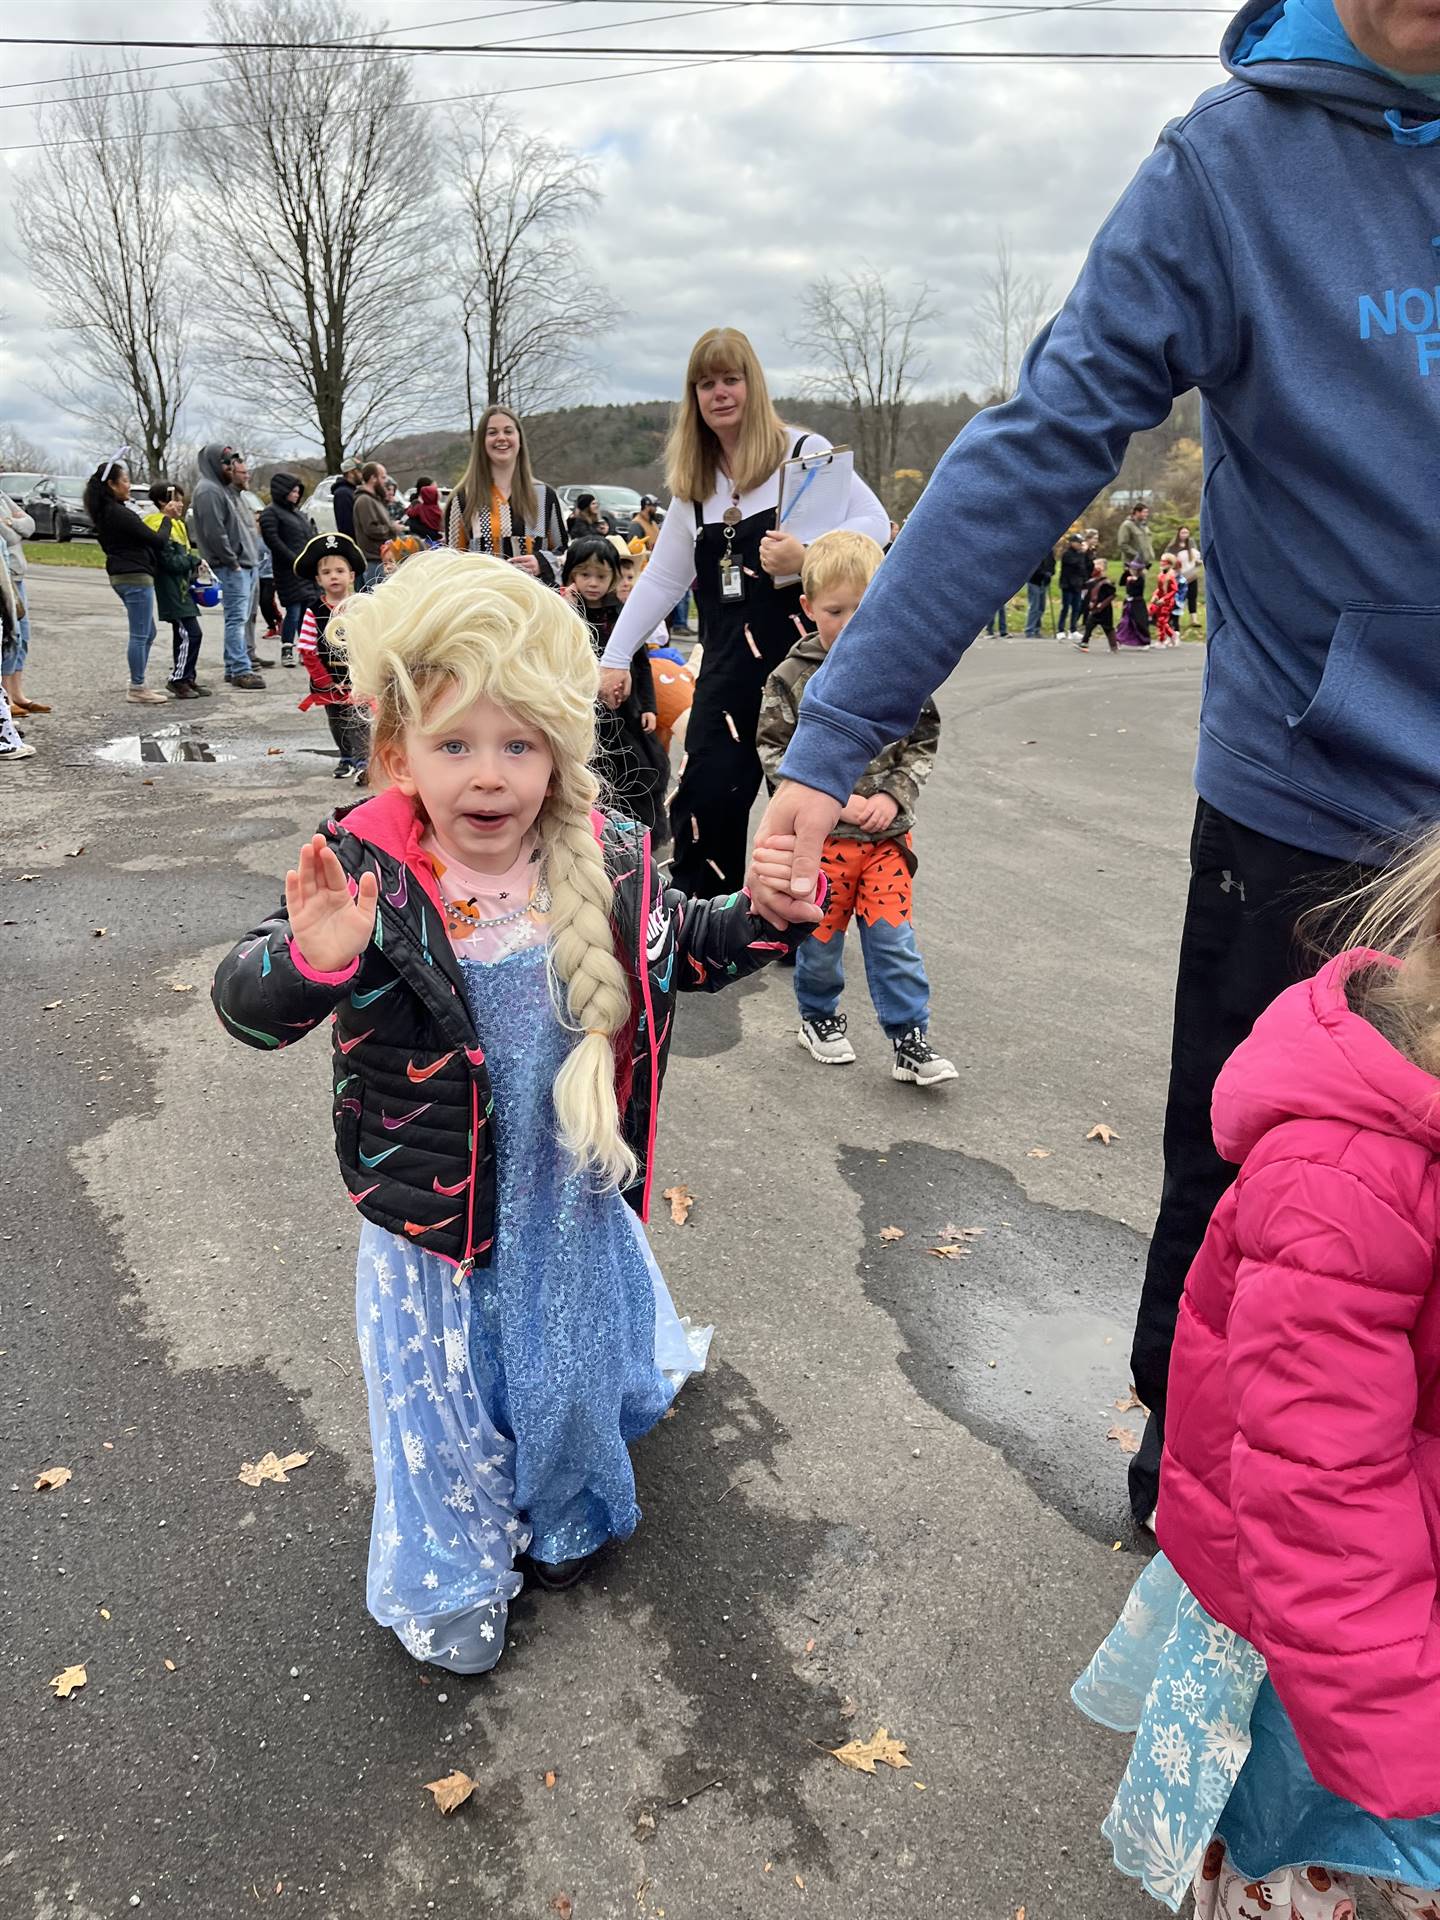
127, 685, 170, 704
892, 1026, 959, 1087
798, 1013, 856, 1065
0, 740, 37, 761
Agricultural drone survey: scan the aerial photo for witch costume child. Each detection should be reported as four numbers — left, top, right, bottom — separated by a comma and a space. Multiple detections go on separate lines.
212, 549, 815, 1674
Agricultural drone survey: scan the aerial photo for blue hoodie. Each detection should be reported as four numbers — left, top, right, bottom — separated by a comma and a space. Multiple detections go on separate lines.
779, 0, 1440, 864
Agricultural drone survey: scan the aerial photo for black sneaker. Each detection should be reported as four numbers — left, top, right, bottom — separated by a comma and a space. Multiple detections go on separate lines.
333, 758, 356, 780
281, 645, 297, 667
226, 670, 266, 690
251, 652, 277, 669
525, 1550, 600, 1591
798, 1012, 856, 1065
891, 1026, 958, 1087
170, 680, 201, 700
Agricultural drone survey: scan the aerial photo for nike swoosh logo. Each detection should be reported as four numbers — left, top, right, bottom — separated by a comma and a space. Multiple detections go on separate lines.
336, 1027, 374, 1055
405, 1212, 460, 1236
350, 980, 397, 1008
385, 869, 408, 910
432, 1173, 470, 1196
359, 1143, 402, 1168
348, 1183, 380, 1205
406, 1050, 457, 1083
382, 1102, 433, 1131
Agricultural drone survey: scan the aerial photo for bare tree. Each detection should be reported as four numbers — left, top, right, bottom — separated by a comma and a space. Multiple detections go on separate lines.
453, 105, 622, 427
968, 233, 1054, 405
16, 61, 191, 476
0, 426, 57, 472
790, 268, 938, 503
180, 0, 446, 470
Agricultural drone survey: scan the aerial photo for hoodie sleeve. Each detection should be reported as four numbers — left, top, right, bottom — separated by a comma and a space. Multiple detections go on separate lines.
1225, 1147, 1440, 1818
192, 485, 239, 569
778, 125, 1240, 801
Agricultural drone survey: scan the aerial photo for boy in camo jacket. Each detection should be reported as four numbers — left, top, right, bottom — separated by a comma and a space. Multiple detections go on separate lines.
755, 530, 955, 1087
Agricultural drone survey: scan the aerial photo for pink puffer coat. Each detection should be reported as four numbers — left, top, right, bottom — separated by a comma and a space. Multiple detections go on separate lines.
1156, 949, 1440, 1821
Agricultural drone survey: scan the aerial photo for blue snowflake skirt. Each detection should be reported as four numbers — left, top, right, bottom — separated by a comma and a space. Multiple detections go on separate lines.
1072, 1554, 1267, 1911
352, 945, 711, 1676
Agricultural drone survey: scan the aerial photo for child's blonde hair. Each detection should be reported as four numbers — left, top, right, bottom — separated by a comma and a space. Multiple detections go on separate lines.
333, 549, 637, 1189
801, 529, 885, 601
1321, 826, 1440, 1076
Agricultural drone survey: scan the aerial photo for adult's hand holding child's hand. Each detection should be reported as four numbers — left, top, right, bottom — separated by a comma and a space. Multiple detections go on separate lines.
286, 835, 379, 975
748, 832, 825, 930
749, 781, 842, 920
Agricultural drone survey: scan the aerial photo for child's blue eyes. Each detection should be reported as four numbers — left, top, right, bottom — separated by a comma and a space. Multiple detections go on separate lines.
436, 739, 532, 757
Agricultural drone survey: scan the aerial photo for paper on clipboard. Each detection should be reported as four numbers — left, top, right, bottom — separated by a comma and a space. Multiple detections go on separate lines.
773, 445, 854, 581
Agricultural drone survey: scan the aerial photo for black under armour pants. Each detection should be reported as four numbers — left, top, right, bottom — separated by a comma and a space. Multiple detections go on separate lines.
1127, 799, 1359, 1523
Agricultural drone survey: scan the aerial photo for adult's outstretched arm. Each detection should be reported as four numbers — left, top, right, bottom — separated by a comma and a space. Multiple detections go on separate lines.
763, 126, 1238, 902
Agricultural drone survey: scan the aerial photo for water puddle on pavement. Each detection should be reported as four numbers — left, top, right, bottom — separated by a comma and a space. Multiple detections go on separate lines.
96, 724, 341, 768
845, 1139, 1150, 1543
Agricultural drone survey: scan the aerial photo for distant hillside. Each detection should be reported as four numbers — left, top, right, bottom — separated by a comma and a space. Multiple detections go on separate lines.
260, 388, 1201, 519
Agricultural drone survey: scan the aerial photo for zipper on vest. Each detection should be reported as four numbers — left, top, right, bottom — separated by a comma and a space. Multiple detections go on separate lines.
453, 1075, 484, 1285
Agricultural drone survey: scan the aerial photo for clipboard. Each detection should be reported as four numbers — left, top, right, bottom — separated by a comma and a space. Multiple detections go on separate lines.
772, 444, 854, 583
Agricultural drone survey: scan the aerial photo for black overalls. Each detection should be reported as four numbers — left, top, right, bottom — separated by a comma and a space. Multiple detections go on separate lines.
669, 438, 810, 897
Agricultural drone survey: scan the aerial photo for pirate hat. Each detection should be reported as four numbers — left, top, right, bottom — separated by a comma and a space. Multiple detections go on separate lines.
295, 530, 364, 583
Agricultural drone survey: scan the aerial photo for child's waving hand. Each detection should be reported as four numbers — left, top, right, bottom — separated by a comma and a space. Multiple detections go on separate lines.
286, 834, 380, 974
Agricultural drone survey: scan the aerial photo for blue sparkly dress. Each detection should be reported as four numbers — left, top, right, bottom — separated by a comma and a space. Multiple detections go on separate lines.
353, 941, 709, 1674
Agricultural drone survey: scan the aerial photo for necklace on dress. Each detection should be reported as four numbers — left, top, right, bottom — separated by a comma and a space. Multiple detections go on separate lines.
455, 875, 552, 931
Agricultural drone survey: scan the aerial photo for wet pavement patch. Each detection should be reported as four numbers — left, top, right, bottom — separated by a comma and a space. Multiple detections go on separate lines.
842, 1140, 1149, 1545
94, 722, 342, 767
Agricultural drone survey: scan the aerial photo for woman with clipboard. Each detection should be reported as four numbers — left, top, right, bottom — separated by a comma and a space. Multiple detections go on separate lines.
598, 327, 888, 897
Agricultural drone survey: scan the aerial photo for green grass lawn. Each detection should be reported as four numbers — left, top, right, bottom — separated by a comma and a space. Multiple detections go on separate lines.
990, 559, 1206, 639
26, 539, 105, 569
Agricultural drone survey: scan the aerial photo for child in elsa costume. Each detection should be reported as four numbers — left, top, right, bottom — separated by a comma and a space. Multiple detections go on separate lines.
1074, 833, 1440, 1917
213, 551, 814, 1674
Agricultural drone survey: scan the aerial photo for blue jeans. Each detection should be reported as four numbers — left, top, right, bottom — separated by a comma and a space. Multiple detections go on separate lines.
670, 593, 691, 629
216, 565, 254, 675
281, 598, 305, 649
114, 581, 158, 686
2, 607, 29, 674
1025, 582, 1047, 635
987, 607, 1008, 636
1060, 587, 1086, 633
795, 915, 931, 1037
363, 561, 385, 590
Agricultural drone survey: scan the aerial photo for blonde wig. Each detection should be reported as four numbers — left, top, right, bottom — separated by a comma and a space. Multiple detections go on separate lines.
801, 530, 885, 601
454, 404, 539, 530
334, 549, 637, 1188
1311, 827, 1440, 1079
665, 327, 791, 503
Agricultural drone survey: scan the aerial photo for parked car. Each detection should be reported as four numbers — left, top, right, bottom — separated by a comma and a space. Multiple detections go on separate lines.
6, 474, 94, 541
557, 484, 645, 531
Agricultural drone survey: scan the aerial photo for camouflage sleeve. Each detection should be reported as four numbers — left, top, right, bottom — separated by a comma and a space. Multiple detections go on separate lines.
874, 698, 941, 815
755, 667, 800, 786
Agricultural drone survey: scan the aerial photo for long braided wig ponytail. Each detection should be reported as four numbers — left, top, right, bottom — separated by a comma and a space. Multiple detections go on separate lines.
335, 549, 637, 1188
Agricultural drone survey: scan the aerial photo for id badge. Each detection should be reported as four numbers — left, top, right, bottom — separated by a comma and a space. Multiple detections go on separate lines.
719, 553, 744, 603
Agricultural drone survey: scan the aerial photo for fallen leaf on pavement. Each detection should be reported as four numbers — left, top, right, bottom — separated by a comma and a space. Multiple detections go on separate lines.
65, 845, 85, 857
33, 1466, 72, 1491
237, 1449, 313, 1487
92, 927, 108, 939
1087, 1123, 1118, 1146
170, 982, 195, 993
804, 1638, 816, 1655
19, 873, 38, 882
1107, 1425, 1141, 1454
551, 1898, 573, 1919
829, 1727, 912, 1775
49, 1664, 87, 1700
543, 1770, 557, 1790
879, 1226, 906, 1243
1026, 1146, 1051, 1159
795, 1875, 805, 1890
266, 747, 284, 756
423, 1770, 475, 1815
42, 1000, 61, 1011
939, 1224, 984, 1241
663, 1185, 693, 1227
1017, 1909, 1027, 1919
930, 1244, 971, 1261
1114, 1388, 1146, 1412
98, 1608, 110, 1620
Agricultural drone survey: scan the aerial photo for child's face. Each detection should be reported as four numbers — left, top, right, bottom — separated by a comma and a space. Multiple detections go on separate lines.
800, 577, 865, 651
615, 567, 635, 604
316, 556, 354, 601
386, 691, 554, 875
569, 560, 613, 605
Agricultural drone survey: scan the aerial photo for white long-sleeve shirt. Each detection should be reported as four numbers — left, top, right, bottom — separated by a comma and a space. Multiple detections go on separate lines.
600, 433, 889, 668
0, 494, 35, 580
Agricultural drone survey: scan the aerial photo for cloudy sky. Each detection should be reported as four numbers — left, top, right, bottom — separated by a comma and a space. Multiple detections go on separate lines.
0, 0, 1228, 463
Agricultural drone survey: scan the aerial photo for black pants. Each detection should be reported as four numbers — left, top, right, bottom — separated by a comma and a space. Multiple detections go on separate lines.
326, 703, 370, 768
169, 616, 203, 683
259, 577, 280, 629
669, 639, 783, 897
1127, 799, 1358, 1522
1082, 609, 1115, 648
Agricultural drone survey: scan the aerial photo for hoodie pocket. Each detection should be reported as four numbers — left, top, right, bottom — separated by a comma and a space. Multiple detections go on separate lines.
1286, 605, 1440, 831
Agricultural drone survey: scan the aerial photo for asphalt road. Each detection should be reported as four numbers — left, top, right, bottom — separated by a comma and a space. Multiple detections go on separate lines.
3, 564, 1203, 1920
